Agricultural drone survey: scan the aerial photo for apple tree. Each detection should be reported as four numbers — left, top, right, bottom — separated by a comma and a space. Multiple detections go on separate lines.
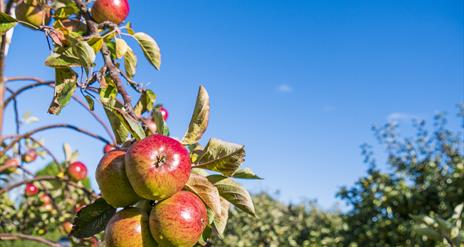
0, 0, 260, 246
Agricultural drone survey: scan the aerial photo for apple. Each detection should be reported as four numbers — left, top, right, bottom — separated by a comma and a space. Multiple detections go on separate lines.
67, 161, 88, 181
105, 207, 157, 247
62, 221, 73, 234
22, 149, 38, 163
40, 194, 52, 206
125, 134, 191, 200
149, 191, 207, 247
3, 158, 19, 173
96, 150, 140, 207
103, 144, 115, 153
91, 0, 130, 24
25, 183, 39, 197
159, 106, 169, 121
15, 2, 51, 28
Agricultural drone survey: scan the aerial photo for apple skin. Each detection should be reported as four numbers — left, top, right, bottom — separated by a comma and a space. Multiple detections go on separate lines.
91, 0, 129, 24
149, 191, 207, 247
105, 207, 157, 247
125, 134, 191, 201
159, 106, 169, 121
25, 183, 39, 197
15, 2, 51, 28
22, 149, 38, 163
62, 221, 73, 234
96, 150, 140, 207
67, 161, 88, 181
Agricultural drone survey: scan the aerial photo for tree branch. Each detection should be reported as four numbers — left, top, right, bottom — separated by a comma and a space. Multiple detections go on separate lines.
0, 233, 61, 247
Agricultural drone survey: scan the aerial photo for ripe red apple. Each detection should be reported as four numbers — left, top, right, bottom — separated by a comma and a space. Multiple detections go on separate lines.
67, 161, 88, 181
125, 134, 191, 200
103, 144, 115, 153
22, 149, 38, 163
96, 150, 140, 207
15, 2, 51, 28
91, 0, 130, 24
159, 106, 169, 121
105, 207, 157, 247
25, 183, 39, 197
149, 191, 207, 247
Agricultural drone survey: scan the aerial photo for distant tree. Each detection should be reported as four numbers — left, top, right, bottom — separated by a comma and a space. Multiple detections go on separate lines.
337, 105, 464, 246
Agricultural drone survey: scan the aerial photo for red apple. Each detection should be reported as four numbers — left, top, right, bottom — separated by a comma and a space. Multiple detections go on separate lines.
25, 183, 39, 197
96, 150, 140, 207
149, 191, 207, 247
105, 207, 157, 247
40, 194, 52, 206
91, 0, 130, 24
22, 149, 38, 163
103, 144, 115, 153
15, 2, 51, 28
159, 106, 169, 121
67, 161, 88, 181
125, 135, 191, 200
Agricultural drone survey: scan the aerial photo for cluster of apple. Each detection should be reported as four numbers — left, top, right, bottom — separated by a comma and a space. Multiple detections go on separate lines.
94, 108, 209, 247
14, 0, 130, 29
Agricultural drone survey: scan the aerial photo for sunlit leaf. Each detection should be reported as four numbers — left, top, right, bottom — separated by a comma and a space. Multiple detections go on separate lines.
48, 68, 78, 115
132, 32, 161, 70
182, 86, 210, 145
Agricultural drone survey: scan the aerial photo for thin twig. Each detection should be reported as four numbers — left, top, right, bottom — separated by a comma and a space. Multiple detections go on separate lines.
0, 233, 61, 247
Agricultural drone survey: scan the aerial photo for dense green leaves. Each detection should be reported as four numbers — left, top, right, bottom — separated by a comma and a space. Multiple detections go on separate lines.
0, 12, 17, 34
132, 32, 161, 70
185, 173, 222, 217
71, 198, 116, 238
48, 68, 77, 115
208, 175, 255, 217
196, 138, 245, 176
182, 86, 210, 145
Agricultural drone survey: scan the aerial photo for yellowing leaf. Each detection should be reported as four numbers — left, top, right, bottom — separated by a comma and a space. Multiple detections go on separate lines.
182, 86, 210, 145
132, 32, 161, 70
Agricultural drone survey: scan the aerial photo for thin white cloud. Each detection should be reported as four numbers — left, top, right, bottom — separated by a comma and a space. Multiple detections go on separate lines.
276, 84, 293, 93
387, 112, 418, 123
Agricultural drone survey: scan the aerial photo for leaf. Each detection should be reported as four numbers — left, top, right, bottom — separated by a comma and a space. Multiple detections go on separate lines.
213, 197, 230, 238
207, 175, 255, 217
182, 86, 210, 145
88, 37, 103, 53
124, 47, 137, 79
115, 38, 129, 59
22, 112, 39, 124
71, 198, 116, 238
63, 142, 72, 162
134, 89, 156, 116
195, 138, 245, 176
0, 12, 17, 34
44, 51, 81, 67
72, 40, 96, 72
84, 95, 95, 111
232, 168, 263, 180
132, 32, 161, 70
185, 173, 222, 217
103, 106, 130, 144
48, 68, 78, 115
107, 106, 146, 141
412, 226, 442, 242
151, 110, 169, 136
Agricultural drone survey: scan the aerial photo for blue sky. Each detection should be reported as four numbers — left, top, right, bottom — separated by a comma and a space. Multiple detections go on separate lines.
3, 0, 463, 208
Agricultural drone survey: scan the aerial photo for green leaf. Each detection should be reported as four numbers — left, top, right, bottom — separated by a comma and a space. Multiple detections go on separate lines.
232, 168, 263, 180
103, 106, 130, 144
134, 89, 156, 116
195, 138, 245, 176
84, 95, 95, 111
207, 175, 256, 217
182, 86, 210, 145
151, 110, 169, 136
185, 173, 222, 217
44, 51, 81, 68
413, 226, 443, 242
71, 198, 116, 238
88, 37, 104, 53
72, 40, 96, 72
48, 68, 78, 115
124, 47, 137, 79
107, 106, 146, 141
115, 38, 129, 59
213, 197, 230, 238
132, 32, 161, 70
0, 12, 17, 34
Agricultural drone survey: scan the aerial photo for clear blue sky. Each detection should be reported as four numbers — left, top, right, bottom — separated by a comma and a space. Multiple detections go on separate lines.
4, 0, 463, 208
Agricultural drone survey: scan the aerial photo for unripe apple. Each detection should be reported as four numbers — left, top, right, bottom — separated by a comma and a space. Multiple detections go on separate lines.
125, 135, 191, 200
96, 150, 140, 207
159, 106, 169, 121
105, 207, 157, 247
22, 149, 38, 163
149, 191, 207, 247
15, 2, 51, 28
103, 144, 115, 153
91, 0, 130, 24
25, 183, 39, 197
67, 161, 88, 181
